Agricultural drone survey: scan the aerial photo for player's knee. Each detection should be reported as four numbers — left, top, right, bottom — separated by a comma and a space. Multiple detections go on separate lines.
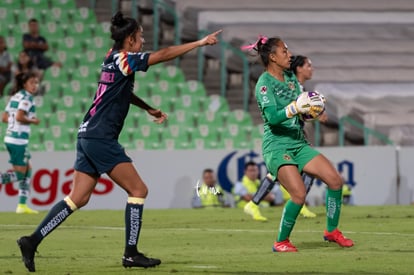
325, 173, 343, 190
290, 196, 306, 205
289, 191, 306, 205
128, 183, 148, 198
69, 195, 92, 209
141, 186, 148, 198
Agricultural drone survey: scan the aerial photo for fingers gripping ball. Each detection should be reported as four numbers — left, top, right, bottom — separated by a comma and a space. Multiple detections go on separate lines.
285, 91, 325, 119
298, 91, 326, 121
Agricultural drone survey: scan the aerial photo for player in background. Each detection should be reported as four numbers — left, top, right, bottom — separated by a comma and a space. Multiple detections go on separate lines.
233, 161, 283, 218
17, 11, 221, 272
1, 72, 40, 214
243, 35, 353, 252
244, 55, 323, 220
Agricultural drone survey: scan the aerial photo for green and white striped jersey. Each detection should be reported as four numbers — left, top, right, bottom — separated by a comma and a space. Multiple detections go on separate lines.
4, 90, 36, 145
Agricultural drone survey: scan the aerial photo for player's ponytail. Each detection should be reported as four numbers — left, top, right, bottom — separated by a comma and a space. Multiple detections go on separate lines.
290, 55, 307, 74
241, 36, 282, 67
110, 11, 140, 50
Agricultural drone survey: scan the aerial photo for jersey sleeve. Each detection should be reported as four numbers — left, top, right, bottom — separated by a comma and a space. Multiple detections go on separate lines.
4, 100, 11, 112
18, 98, 32, 113
256, 84, 290, 126
115, 51, 150, 76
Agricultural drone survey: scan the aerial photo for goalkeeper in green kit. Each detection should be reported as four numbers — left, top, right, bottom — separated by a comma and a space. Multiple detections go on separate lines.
241, 36, 353, 252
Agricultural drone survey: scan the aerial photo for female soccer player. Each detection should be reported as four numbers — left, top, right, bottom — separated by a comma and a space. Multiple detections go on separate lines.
17, 11, 221, 272
1, 72, 40, 214
249, 36, 353, 252
291, 54, 328, 136
277, 55, 324, 217
244, 54, 323, 220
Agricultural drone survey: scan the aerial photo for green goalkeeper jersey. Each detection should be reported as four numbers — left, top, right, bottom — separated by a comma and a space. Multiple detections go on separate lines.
255, 71, 306, 153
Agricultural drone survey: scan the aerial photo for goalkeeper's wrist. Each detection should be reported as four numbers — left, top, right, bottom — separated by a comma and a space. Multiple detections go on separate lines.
285, 101, 298, 118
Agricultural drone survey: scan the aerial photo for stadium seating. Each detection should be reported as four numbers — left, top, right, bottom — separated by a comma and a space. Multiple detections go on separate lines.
0, 1, 263, 151
167, 0, 414, 146
157, 65, 186, 83
2, 0, 22, 9
176, 80, 207, 97
51, 0, 77, 9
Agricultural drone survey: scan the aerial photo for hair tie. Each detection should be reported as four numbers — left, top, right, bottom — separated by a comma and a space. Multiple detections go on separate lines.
260, 35, 268, 44
241, 35, 268, 51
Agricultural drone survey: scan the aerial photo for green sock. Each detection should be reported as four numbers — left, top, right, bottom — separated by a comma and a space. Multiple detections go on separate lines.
19, 197, 27, 204
18, 178, 30, 204
326, 188, 343, 232
18, 170, 31, 204
19, 178, 30, 204
19, 192, 28, 204
277, 200, 302, 242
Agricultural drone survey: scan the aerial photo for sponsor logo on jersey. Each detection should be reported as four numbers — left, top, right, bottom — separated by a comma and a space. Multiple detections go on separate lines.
288, 81, 296, 90
260, 86, 267, 94
78, 121, 89, 133
102, 63, 115, 70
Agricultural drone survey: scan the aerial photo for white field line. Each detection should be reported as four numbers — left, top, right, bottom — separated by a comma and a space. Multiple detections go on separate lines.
1, 224, 414, 237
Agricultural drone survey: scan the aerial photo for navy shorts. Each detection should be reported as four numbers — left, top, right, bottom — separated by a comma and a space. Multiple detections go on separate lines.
74, 138, 132, 176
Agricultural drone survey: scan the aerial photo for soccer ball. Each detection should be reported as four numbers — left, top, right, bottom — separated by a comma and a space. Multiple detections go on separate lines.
297, 91, 325, 122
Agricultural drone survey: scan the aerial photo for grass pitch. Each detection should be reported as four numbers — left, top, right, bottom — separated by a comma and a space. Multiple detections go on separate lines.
0, 205, 413, 275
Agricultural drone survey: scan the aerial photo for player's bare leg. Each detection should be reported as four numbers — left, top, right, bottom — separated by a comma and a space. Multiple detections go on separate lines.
66, 171, 99, 207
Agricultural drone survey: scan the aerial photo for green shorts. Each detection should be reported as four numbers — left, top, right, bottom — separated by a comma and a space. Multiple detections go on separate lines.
5, 143, 31, 166
263, 143, 319, 179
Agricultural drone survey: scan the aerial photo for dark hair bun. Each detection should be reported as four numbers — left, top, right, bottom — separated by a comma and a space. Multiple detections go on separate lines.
111, 11, 125, 27
110, 11, 140, 50
15, 72, 25, 84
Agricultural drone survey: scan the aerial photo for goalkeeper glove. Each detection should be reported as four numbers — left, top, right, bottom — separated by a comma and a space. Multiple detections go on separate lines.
285, 101, 300, 118
285, 101, 316, 118
286, 92, 325, 118
285, 92, 312, 118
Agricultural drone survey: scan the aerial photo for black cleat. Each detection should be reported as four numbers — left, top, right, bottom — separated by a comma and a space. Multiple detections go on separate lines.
17, 236, 37, 272
122, 252, 161, 268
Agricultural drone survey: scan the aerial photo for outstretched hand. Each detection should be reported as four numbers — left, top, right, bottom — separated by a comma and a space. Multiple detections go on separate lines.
199, 30, 222, 46
147, 109, 168, 124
